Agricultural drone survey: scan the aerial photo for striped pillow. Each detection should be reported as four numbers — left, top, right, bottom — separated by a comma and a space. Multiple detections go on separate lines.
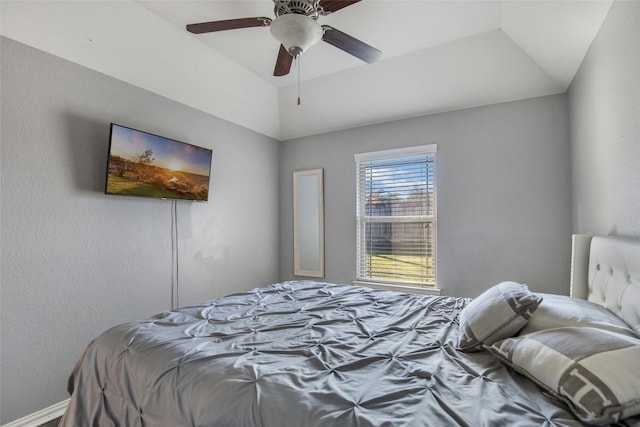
490, 327, 640, 424
457, 281, 542, 351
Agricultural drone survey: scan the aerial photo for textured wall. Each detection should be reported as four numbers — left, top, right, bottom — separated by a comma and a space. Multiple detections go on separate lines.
279, 95, 572, 298
569, 0, 640, 237
0, 37, 279, 423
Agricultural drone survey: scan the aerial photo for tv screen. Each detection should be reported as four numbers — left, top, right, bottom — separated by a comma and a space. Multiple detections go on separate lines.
105, 123, 212, 202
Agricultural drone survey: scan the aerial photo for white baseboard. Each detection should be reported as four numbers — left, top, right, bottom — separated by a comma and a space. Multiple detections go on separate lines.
2, 399, 69, 427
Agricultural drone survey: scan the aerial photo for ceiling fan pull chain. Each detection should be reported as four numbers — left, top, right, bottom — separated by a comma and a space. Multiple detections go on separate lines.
297, 55, 301, 106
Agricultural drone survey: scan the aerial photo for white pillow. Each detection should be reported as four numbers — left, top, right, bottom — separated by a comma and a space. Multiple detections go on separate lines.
457, 281, 542, 351
489, 327, 640, 425
519, 293, 637, 337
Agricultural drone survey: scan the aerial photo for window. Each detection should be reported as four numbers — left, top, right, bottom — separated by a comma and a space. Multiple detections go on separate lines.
355, 145, 437, 290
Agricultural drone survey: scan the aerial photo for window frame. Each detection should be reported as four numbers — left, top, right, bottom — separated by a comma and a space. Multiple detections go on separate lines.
354, 144, 439, 295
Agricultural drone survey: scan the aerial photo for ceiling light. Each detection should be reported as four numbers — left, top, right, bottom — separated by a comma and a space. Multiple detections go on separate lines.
270, 14, 323, 58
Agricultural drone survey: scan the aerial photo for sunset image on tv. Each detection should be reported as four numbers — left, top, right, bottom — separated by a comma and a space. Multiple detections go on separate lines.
105, 124, 212, 202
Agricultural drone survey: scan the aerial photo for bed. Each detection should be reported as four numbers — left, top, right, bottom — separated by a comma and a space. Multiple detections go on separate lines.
60, 235, 640, 426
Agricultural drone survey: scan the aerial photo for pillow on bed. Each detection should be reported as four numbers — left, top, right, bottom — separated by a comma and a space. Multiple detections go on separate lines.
489, 327, 640, 425
457, 281, 542, 351
519, 293, 638, 338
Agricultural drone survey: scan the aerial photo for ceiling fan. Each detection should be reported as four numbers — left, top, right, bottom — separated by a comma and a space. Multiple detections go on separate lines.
186, 0, 382, 78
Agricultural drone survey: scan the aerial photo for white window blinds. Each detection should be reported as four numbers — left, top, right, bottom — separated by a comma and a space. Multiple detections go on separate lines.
355, 145, 437, 288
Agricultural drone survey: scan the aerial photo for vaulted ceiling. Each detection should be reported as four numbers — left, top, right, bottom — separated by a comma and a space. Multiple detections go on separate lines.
1, 1, 613, 140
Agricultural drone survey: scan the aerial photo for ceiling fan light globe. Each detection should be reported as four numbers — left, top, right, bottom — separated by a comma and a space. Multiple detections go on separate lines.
270, 14, 323, 56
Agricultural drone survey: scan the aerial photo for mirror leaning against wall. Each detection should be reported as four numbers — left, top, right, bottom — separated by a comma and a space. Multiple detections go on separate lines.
293, 168, 324, 278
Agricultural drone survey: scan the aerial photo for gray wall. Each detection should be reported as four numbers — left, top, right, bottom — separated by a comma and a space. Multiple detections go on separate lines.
279, 94, 572, 298
569, 0, 640, 238
0, 37, 280, 423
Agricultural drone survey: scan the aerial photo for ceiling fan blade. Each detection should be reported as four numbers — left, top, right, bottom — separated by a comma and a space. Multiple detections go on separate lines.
186, 17, 271, 34
319, 0, 362, 13
274, 45, 294, 77
321, 26, 381, 64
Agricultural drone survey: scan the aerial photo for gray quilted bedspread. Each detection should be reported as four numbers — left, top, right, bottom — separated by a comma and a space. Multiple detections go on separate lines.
61, 281, 584, 426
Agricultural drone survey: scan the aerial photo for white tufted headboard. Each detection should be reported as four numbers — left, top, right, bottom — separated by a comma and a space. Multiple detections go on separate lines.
570, 234, 640, 333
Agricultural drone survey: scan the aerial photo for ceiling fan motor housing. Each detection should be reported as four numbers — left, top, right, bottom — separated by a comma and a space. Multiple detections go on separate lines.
273, 0, 321, 19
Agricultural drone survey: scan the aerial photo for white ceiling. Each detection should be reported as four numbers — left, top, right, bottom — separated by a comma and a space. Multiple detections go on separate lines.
1, 0, 613, 140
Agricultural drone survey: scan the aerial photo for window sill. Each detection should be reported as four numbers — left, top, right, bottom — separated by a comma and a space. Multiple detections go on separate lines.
353, 280, 442, 296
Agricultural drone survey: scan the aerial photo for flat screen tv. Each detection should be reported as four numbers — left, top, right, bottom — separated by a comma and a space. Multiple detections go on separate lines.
105, 123, 212, 202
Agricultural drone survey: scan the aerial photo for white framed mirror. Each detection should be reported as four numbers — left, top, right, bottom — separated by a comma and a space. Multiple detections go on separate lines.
293, 168, 324, 277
